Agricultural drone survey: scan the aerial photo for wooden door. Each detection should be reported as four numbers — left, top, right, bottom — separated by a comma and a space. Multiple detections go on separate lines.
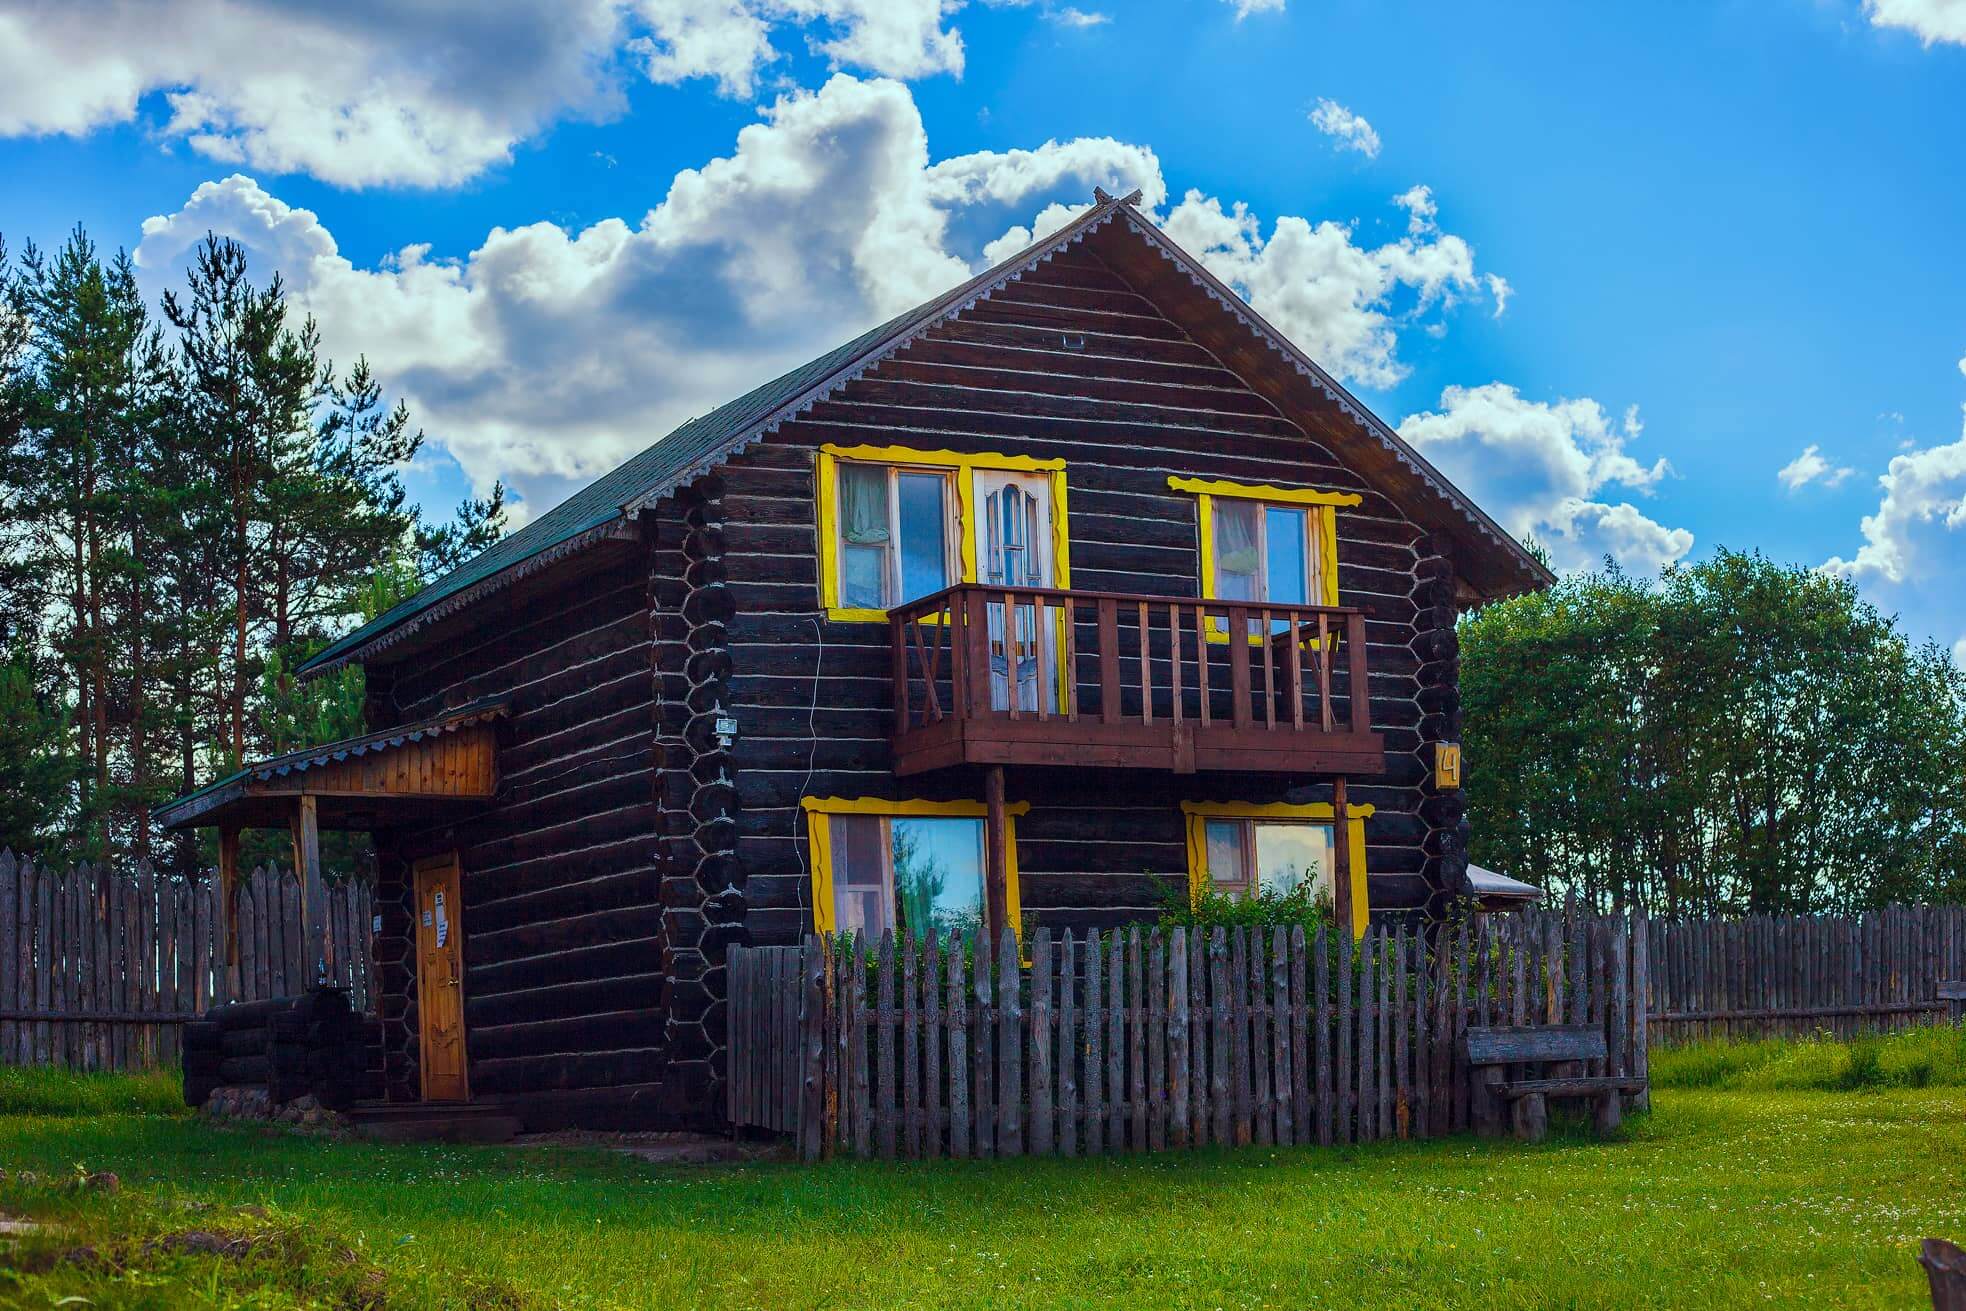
413, 853, 470, 1102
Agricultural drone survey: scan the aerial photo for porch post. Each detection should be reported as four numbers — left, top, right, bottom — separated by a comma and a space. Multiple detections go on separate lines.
1332, 774, 1355, 938
218, 825, 242, 999
288, 795, 331, 986
984, 764, 1010, 950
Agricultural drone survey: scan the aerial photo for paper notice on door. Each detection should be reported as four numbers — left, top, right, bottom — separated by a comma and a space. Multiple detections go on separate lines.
434, 891, 449, 947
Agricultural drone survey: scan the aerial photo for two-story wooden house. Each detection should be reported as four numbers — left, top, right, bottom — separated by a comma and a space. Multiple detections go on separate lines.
157, 190, 1549, 1131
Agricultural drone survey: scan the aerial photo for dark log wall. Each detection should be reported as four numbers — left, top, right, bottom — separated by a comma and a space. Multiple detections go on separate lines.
366, 545, 673, 1128
714, 242, 1449, 945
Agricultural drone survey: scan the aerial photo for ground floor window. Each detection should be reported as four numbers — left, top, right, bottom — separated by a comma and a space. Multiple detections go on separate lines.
1180, 800, 1373, 938
802, 797, 1027, 941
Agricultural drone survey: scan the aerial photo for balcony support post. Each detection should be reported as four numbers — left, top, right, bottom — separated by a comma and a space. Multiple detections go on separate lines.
1332, 774, 1355, 938
985, 764, 1010, 950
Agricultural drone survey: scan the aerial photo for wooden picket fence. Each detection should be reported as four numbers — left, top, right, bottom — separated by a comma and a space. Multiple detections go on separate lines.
729, 909, 1650, 1161
0, 852, 375, 1072
1642, 903, 1966, 1043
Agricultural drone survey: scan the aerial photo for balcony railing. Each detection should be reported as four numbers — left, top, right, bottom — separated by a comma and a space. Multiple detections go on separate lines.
888, 583, 1387, 777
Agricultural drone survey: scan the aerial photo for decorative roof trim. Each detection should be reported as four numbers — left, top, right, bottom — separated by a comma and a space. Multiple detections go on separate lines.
298, 518, 639, 680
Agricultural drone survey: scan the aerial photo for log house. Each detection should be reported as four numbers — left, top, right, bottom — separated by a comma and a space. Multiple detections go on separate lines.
157, 191, 1549, 1131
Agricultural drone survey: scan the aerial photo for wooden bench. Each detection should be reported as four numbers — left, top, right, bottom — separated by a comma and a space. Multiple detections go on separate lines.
1462, 1025, 1647, 1142
1940, 981, 1966, 1024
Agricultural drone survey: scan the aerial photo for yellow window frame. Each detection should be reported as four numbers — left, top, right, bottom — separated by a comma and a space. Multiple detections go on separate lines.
1168, 475, 1360, 643
1179, 799, 1373, 939
818, 444, 1071, 622
801, 795, 1030, 939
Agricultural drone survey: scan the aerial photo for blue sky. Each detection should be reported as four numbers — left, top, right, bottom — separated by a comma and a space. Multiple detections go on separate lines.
4, 0, 1963, 659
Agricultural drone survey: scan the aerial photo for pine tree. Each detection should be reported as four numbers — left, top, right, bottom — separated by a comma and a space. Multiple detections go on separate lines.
161, 235, 321, 771
0, 645, 74, 856
416, 479, 508, 580
14, 229, 153, 855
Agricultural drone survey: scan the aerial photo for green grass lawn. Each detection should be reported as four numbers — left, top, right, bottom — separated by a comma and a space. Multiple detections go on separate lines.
1, 1062, 1961, 1309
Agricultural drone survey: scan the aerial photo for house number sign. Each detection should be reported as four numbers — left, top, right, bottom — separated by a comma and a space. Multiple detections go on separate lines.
1435, 742, 1462, 790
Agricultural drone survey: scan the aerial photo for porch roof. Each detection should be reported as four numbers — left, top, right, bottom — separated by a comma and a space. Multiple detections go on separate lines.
153, 697, 509, 833
1466, 864, 1544, 908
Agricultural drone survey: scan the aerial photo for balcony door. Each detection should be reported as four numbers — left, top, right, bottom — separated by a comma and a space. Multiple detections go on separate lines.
978, 470, 1058, 714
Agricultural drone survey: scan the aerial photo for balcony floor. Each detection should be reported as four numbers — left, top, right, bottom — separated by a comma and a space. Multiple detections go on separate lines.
892, 714, 1387, 777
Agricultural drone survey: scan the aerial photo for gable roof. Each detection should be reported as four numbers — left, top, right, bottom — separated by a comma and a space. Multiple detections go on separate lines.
301, 190, 1548, 678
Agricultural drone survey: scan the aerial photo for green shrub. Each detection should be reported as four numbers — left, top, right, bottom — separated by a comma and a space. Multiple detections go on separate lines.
1154, 878, 1338, 938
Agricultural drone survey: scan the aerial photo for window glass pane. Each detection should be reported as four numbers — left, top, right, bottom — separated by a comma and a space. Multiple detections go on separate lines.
1253, 821, 1333, 904
892, 816, 986, 939
831, 814, 893, 938
842, 544, 886, 609
895, 472, 950, 604
1204, 819, 1248, 893
1264, 506, 1309, 606
838, 463, 891, 608
1213, 501, 1260, 601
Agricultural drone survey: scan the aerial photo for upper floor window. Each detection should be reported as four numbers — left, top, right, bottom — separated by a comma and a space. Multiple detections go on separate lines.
1168, 477, 1361, 634
836, 462, 955, 610
818, 444, 1070, 621
1214, 500, 1320, 607
1171, 479, 1360, 644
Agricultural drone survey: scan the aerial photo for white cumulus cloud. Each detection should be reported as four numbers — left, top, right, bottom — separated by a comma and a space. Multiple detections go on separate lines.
1778, 444, 1856, 492
0, 0, 972, 188
1224, 0, 1285, 15
1821, 424, 1966, 585
1818, 354, 1966, 656
1397, 383, 1692, 573
1162, 186, 1505, 389
1309, 98, 1381, 158
1865, 0, 1966, 45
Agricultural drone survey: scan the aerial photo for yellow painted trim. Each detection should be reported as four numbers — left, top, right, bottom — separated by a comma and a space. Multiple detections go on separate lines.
816, 445, 1071, 622
1168, 475, 1363, 508
1178, 800, 1373, 939
1177, 477, 1345, 644
825, 444, 1066, 474
800, 795, 1029, 939
800, 796, 1033, 818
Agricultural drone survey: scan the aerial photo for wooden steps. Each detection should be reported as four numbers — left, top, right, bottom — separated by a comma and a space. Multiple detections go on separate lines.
346, 1101, 523, 1144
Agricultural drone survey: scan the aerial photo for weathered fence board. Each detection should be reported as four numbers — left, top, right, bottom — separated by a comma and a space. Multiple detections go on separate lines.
730, 912, 1653, 1161
1638, 905, 1966, 1043
0, 853, 374, 1072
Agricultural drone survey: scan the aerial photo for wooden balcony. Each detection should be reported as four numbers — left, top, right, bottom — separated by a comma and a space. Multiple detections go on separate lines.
889, 583, 1387, 777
